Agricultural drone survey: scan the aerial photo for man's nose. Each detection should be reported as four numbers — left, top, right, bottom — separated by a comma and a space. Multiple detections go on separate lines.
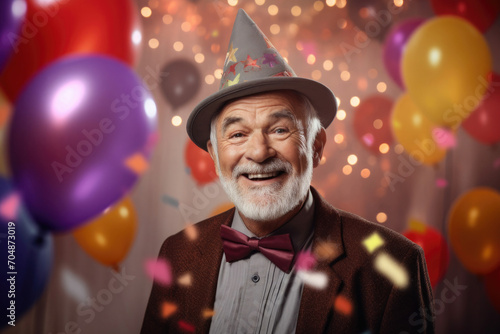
244, 131, 276, 163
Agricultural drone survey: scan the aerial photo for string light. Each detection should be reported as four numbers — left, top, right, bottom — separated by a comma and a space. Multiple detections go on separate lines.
194, 53, 205, 63
336, 0, 346, 8
291, 6, 302, 16
394, 0, 404, 7
268, 4, 278, 15
334, 134, 344, 143
148, 38, 159, 49
336, 109, 346, 121
255, 0, 265, 5
205, 75, 215, 84
173, 41, 184, 51
326, 0, 336, 7
377, 82, 387, 93
270, 24, 280, 35
228, 0, 238, 6
312, 70, 322, 80
141, 7, 152, 18
350, 96, 360, 107
361, 168, 371, 178
376, 212, 388, 223
214, 69, 223, 79
379, 143, 390, 154
340, 71, 350, 81
313, 1, 324, 11
343, 165, 352, 175
307, 54, 316, 65
336, 97, 341, 106
172, 116, 182, 127
373, 119, 383, 129
347, 154, 358, 165
181, 21, 192, 32
323, 60, 333, 71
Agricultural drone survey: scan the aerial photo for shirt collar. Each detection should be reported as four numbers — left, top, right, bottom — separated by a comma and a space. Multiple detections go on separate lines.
231, 189, 315, 252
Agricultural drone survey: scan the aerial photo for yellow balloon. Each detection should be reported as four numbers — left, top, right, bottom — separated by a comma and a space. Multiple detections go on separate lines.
391, 94, 446, 166
402, 16, 492, 128
73, 196, 137, 268
448, 188, 500, 274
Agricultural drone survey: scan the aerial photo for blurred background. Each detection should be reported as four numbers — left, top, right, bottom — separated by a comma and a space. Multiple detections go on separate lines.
1, 0, 500, 333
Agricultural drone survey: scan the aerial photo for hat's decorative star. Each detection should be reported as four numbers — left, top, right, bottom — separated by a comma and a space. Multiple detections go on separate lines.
227, 73, 240, 86
225, 42, 238, 64
262, 52, 278, 68
244, 55, 260, 70
228, 62, 240, 75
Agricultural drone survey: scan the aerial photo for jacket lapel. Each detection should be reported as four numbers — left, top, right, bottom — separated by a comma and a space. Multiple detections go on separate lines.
296, 188, 346, 333
192, 209, 235, 333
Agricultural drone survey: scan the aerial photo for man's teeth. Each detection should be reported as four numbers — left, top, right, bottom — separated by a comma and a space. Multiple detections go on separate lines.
247, 172, 279, 180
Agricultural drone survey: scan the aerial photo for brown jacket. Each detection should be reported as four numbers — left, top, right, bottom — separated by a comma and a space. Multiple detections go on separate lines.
141, 188, 435, 333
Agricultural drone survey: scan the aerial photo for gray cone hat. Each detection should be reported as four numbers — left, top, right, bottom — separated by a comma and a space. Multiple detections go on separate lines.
187, 9, 337, 151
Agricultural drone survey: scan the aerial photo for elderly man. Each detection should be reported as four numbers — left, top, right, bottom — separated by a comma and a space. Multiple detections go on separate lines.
142, 9, 434, 334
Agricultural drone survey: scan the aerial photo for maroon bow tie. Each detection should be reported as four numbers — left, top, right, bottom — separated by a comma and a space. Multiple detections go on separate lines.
220, 225, 295, 273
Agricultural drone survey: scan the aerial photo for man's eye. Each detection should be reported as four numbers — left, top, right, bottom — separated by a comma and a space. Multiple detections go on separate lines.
230, 133, 244, 138
274, 128, 288, 134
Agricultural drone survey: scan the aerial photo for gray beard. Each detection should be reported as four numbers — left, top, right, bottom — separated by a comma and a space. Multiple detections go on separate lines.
217, 156, 313, 222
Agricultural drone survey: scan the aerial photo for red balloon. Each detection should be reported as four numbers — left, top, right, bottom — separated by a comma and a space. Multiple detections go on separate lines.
185, 140, 217, 186
462, 73, 500, 145
353, 95, 394, 154
430, 0, 500, 33
0, 0, 141, 102
403, 222, 450, 288
484, 266, 500, 314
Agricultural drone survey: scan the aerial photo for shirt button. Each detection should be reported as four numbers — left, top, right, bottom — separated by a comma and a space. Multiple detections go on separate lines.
251, 274, 260, 283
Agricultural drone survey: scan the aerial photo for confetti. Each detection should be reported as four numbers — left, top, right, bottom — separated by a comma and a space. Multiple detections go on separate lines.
432, 127, 456, 149
184, 224, 198, 241
178, 320, 195, 333
0, 191, 20, 221
145, 258, 172, 286
297, 270, 328, 289
362, 133, 374, 147
162, 194, 179, 208
362, 232, 384, 254
202, 308, 215, 319
435, 178, 448, 188
295, 250, 316, 271
177, 273, 192, 286
124, 153, 149, 175
162, 302, 177, 318
374, 252, 409, 289
314, 240, 339, 261
333, 295, 353, 316
61, 267, 89, 303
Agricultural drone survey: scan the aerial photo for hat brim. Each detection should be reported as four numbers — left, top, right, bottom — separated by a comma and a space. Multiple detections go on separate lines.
187, 76, 337, 151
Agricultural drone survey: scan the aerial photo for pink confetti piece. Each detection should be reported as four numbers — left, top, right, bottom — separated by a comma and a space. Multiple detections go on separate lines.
432, 127, 456, 149
145, 258, 172, 287
0, 192, 20, 221
295, 250, 316, 271
435, 178, 448, 188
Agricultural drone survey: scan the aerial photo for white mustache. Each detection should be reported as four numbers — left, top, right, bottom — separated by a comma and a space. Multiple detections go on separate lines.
232, 159, 292, 178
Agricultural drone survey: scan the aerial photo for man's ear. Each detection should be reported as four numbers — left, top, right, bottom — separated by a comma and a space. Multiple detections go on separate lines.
206, 140, 219, 176
312, 128, 327, 168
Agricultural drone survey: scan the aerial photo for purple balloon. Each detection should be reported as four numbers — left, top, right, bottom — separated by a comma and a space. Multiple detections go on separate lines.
8, 55, 157, 231
383, 18, 426, 89
0, 0, 26, 71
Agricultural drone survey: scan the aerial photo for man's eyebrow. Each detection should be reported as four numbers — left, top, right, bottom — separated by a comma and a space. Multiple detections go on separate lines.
221, 116, 243, 134
269, 110, 297, 123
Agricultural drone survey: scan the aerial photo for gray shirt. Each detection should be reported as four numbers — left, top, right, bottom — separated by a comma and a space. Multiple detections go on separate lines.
209, 190, 315, 334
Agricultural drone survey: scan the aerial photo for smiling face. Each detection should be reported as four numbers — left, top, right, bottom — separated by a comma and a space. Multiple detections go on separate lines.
207, 90, 326, 226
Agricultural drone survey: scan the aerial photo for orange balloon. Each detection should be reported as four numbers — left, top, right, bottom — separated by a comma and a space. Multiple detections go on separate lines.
448, 188, 500, 274
73, 197, 137, 268
210, 202, 234, 217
